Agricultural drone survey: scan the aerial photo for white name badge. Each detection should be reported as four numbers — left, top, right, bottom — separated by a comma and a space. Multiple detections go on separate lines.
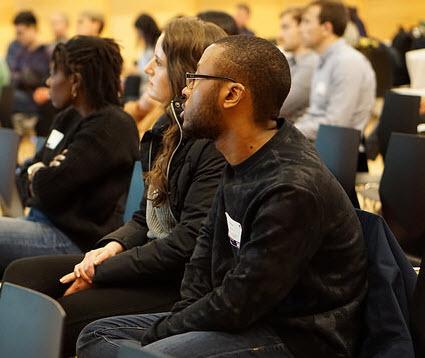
315, 81, 327, 96
225, 212, 242, 249
46, 129, 64, 150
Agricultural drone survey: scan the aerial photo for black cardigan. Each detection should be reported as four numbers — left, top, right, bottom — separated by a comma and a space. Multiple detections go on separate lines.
17, 105, 140, 251
93, 113, 226, 284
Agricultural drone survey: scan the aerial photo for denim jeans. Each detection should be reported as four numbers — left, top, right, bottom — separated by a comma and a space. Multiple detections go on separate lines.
77, 312, 294, 358
0, 209, 82, 273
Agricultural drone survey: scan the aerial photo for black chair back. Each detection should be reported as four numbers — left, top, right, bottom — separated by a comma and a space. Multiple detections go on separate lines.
377, 91, 420, 158
379, 133, 425, 257
0, 85, 14, 128
315, 124, 361, 201
0, 282, 66, 358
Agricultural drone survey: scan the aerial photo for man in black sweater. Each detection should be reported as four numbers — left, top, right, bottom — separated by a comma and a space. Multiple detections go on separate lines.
77, 35, 367, 358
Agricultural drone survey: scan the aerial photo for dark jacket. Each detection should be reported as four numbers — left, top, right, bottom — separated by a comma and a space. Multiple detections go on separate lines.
141, 119, 367, 358
16, 105, 140, 251
357, 210, 416, 358
93, 111, 226, 284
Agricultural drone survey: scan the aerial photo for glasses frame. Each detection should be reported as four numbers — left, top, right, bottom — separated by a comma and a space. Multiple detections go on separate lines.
185, 72, 238, 89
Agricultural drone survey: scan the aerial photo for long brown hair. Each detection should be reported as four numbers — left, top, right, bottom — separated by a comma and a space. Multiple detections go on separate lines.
146, 17, 226, 206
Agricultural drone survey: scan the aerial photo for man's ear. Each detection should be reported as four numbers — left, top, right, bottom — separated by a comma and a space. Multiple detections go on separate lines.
223, 83, 246, 110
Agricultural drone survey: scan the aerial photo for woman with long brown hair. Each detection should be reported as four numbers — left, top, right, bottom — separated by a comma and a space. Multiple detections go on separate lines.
3, 17, 227, 357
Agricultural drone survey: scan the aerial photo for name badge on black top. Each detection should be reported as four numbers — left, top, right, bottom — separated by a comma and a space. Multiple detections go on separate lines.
46, 129, 64, 149
225, 212, 242, 249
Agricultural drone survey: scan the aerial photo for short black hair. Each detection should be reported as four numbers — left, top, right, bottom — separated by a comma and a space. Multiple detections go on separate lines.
134, 14, 161, 49
213, 35, 291, 122
197, 10, 239, 36
13, 11, 37, 27
52, 36, 123, 110
309, 0, 348, 37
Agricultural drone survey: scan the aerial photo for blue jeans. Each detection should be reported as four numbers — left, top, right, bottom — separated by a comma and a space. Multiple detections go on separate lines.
77, 312, 294, 358
0, 209, 82, 273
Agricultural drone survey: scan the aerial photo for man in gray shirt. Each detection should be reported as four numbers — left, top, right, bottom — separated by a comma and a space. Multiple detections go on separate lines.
278, 7, 318, 123
295, 0, 375, 140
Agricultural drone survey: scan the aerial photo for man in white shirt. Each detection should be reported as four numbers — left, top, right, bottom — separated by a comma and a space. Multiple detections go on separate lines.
278, 7, 318, 123
295, 0, 376, 140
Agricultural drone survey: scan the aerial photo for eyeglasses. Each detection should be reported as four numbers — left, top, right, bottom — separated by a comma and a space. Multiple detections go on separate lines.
185, 72, 238, 89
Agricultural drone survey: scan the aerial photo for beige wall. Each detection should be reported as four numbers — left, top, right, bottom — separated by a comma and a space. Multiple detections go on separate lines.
1, 0, 423, 68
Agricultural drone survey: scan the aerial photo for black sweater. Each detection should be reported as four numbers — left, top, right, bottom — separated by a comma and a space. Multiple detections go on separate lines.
17, 105, 140, 251
141, 119, 368, 358
93, 113, 226, 284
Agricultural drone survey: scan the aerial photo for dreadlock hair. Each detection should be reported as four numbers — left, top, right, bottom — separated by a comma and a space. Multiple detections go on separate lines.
51, 36, 123, 110
146, 17, 226, 207
213, 35, 291, 123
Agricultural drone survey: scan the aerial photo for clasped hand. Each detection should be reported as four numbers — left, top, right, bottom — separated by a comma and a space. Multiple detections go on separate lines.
59, 241, 124, 296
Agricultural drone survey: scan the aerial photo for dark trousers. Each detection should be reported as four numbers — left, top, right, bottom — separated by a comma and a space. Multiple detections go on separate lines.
3, 255, 181, 357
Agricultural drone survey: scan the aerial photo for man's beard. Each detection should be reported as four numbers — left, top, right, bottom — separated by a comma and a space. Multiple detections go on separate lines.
183, 90, 222, 140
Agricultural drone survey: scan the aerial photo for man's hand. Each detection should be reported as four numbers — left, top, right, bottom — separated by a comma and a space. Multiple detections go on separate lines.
59, 241, 125, 284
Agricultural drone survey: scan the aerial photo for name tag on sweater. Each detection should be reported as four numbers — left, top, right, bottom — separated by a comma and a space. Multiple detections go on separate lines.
46, 129, 64, 149
225, 212, 242, 249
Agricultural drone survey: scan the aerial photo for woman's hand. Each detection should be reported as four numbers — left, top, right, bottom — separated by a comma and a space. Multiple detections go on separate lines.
59, 241, 125, 284
63, 277, 93, 296
49, 149, 68, 167
27, 162, 46, 181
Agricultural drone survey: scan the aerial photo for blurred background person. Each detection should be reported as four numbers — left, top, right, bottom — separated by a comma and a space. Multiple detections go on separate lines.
0, 57, 11, 96
197, 10, 239, 35
6, 10, 51, 135
50, 12, 69, 49
32, 12, 70, 122
278, 7, 318, 123
234, 3, 255, 35
124, 14, 161, 137
295, 0, 376, 140
134, 14, 161, 82
76, 11, 105, 36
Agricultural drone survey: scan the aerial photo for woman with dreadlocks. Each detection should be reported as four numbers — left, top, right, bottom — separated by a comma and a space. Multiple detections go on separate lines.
0, 36, 139, 274
4, 17, 227, 357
